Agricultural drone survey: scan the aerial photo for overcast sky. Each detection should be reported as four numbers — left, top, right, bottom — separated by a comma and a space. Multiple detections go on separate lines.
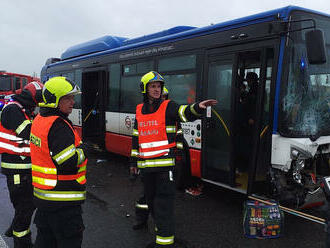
1, 0, 330, 77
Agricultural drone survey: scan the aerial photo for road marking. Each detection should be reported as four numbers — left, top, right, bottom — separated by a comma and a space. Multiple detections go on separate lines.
0, 235, 9, 248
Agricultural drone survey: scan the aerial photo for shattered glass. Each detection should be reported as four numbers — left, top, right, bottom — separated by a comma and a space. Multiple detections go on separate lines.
280, 13, 330, 138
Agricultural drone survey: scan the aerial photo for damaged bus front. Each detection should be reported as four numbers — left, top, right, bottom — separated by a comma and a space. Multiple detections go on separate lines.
271, 11, 330, 208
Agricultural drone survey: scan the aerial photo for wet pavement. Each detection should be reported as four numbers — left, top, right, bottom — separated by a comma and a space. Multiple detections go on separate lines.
0, 153, 327, 247
83, 154, 327, 248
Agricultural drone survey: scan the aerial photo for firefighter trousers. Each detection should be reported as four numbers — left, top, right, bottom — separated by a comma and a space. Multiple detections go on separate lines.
33, 205, 85, 248
135, 194, 149, 225
5, 173, 35, 248
144, 170, 175, 247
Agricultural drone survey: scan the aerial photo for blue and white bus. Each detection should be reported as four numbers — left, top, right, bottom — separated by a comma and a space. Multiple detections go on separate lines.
41, 6, 330, 208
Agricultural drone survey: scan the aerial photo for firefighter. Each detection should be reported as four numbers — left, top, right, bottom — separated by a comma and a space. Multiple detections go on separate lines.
130, 71, 217, 248
132, 87, 172, 231
30, 76, 90, 248
0, 81, 44, 248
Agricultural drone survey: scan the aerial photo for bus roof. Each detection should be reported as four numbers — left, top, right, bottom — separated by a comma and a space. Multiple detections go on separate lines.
47, 5, 329, 68
61, 36, 128, 60
60, 26, 196, 60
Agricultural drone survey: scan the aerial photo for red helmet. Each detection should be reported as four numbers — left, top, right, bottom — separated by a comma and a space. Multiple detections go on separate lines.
23, 81, 44, 104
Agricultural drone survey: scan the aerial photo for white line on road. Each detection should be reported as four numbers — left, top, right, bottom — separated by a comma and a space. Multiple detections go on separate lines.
0, 235, 9, 248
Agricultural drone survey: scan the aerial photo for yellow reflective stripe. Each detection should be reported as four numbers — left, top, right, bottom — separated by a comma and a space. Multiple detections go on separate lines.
15, 119, 32, 135
190, 103, 201, 117
52, 144, 76, 165
76, 166, 86, 182
156, 235, 174, 245
78, 165, 86, 173
176, 142, 183, 149
132, 129, 139, 136
34, 188, 86, 201
136, 203, 148, 209
137, 158, 175, 168
1, 162, 31, 169
33, 176, 57, 187
76, 175, 86, 183
178, 105, 188, 122
13, 228, 30, 238
131, 149, 139, 157
166, 126, 176, 133
76, 148, 85, 165
137, 161, 144, 168
176, 129, 183, 135
32, 164, 57, 174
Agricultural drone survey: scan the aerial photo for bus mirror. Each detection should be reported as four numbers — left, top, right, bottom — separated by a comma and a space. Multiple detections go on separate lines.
305, 29, 327, 64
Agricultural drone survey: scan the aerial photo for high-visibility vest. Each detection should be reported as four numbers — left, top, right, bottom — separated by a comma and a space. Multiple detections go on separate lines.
0, 101, 31, 157
30, 115, 87, 202
136, 100, 176, 159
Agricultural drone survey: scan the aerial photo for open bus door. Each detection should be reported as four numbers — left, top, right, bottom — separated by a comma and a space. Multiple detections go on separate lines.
81, 69, 107, 148
202, 43, 275, 195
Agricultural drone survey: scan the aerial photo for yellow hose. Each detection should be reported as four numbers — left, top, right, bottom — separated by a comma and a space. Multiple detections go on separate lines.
211, 108, 230, 136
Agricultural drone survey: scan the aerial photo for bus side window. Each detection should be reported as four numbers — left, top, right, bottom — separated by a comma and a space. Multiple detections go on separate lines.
15, 77, 21, 91
118, 61, 153, 113
158, 54, 197, 104
74, 70, 83, 109
120, 75, 143, 113
22, 78, 28, 88
108, 64, 120, 112
163, 74, 197, 104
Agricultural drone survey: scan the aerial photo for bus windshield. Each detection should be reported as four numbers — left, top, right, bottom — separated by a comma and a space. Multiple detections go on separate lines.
0, 75, 12, 91
280, 11, 330, 139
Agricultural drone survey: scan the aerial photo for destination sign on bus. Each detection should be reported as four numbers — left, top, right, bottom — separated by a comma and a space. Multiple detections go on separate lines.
119, 45, 174, 59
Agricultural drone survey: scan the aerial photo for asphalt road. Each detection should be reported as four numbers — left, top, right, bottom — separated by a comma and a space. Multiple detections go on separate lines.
0, 154, 327, 248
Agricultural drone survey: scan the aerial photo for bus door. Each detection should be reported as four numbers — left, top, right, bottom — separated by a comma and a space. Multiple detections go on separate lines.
202, 45, 274, 194
81, 69, 107, 147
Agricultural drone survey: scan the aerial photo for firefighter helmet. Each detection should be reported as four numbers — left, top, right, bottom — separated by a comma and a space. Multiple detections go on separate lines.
23, 81, 44, 104
162, 86, 169, 100
39, 76, 81, 108
140, 71, 164, 94
163, 86, 169, 95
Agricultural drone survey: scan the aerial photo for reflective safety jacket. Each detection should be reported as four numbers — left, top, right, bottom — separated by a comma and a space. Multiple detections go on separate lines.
0, 101, 31, 157
136, 100, 176, 159
30, 115, 87, 205
131, 99, 203, 172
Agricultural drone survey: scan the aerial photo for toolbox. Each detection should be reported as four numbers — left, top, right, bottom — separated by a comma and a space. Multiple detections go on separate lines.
243, 200, 284, 239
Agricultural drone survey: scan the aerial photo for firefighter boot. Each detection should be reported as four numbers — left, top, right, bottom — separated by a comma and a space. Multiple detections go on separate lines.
13, 233, 33, 248
4, 225, 13, 237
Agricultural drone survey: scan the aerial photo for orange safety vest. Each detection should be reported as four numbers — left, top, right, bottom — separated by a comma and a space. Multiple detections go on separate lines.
30, 115, 87, 201
0, 101, 31, 156
136, 100, 176, 159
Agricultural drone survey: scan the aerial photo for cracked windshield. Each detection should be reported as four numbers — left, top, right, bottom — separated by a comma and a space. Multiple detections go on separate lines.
281, 13, 330, 138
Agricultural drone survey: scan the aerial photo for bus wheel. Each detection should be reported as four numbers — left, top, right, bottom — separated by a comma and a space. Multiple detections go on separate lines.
174, 143, 191, 190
